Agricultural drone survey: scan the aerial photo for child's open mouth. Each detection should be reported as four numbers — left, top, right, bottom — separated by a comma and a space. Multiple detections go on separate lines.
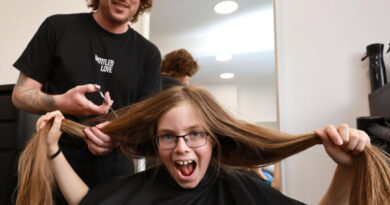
175, 160, 196, 176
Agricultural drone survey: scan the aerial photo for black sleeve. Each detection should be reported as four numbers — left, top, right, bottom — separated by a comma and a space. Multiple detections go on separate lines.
13, 16, 58, 84
136, 43, 162, 101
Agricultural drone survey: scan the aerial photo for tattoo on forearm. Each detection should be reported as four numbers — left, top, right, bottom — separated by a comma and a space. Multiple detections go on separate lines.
15, 74, 27, 87
41, 95, 56, 109
21, 88, 41, 112
14, 82, 56, 113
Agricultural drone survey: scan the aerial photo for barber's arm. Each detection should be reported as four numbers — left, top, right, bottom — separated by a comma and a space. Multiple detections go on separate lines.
316, 124, 370, 205
12, 72, 55, 114
37, 111, 88, 205
12, 72, 113, 116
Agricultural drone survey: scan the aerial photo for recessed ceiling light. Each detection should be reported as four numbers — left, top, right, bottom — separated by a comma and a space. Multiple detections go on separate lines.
220, 72, 235, 79
215, 52, 232, 62
214, 1, 238, 15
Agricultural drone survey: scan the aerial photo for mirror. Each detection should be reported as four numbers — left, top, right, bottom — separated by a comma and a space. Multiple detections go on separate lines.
150, 0, 277, 129
149, 0, 278, 187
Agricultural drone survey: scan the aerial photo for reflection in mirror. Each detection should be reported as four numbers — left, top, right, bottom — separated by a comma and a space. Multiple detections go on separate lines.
150, 0, 276, 130
149, 0, 278, 189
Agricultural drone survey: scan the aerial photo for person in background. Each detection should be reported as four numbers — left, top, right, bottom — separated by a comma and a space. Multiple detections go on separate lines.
12, 0, 161, 204
249, 162, 281, 191
161, 48, 199, 89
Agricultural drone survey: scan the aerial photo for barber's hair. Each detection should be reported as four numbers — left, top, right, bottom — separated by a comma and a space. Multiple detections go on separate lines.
161, 49, 199, 77
86, 0, 152, 23
17, 86, 390, 205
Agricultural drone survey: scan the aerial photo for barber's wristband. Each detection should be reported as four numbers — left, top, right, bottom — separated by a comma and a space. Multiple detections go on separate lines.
49, 147, 61, 160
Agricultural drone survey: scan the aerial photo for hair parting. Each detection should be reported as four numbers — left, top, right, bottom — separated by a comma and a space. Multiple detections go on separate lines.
16, 86, 390, 205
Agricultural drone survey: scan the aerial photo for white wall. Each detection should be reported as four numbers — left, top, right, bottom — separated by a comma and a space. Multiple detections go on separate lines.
275, 0, 390, 204
0, 1, 146, 85
0, 0, 88, 84
203, 83, 277, 124
238, 83, 277, 123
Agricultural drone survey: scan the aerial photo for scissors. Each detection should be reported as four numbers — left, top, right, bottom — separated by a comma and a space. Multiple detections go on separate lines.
95, 84, 118, 118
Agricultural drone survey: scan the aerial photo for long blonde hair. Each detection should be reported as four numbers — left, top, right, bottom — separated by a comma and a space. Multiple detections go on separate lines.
17, 86, 390, 205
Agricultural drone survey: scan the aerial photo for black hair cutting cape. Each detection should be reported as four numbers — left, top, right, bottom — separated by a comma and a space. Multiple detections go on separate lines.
80, 165, 304, 205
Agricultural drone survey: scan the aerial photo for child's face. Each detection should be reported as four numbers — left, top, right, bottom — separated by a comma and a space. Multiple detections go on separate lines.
157, 103, 213, 189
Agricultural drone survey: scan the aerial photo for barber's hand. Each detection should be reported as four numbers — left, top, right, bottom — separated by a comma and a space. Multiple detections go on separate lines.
54, 84, 113, 116
315, 124, 371, 166
83, 121, 118, 156
36, 110, 64, 152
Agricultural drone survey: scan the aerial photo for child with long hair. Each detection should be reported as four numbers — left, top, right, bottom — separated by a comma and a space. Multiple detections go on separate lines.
17, 86, 390, 205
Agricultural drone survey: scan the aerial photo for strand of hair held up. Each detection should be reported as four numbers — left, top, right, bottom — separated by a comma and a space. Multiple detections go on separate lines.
17, 118, 390, 205
16, 86, 390, 205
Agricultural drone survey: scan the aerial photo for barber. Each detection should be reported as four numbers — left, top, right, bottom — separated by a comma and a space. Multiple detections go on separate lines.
12, 0, 161, 204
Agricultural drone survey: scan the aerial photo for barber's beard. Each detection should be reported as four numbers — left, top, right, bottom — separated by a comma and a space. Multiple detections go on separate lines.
108, 13, 130, 24
101, 3, 133, 24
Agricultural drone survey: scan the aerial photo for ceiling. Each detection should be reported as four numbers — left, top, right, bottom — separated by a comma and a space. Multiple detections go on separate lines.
149, 0, 275, 85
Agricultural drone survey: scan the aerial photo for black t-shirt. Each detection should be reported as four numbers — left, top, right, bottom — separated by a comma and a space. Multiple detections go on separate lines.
13, 13, 162, 188
80, 166, 305, 205
14, 13, 161, 115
